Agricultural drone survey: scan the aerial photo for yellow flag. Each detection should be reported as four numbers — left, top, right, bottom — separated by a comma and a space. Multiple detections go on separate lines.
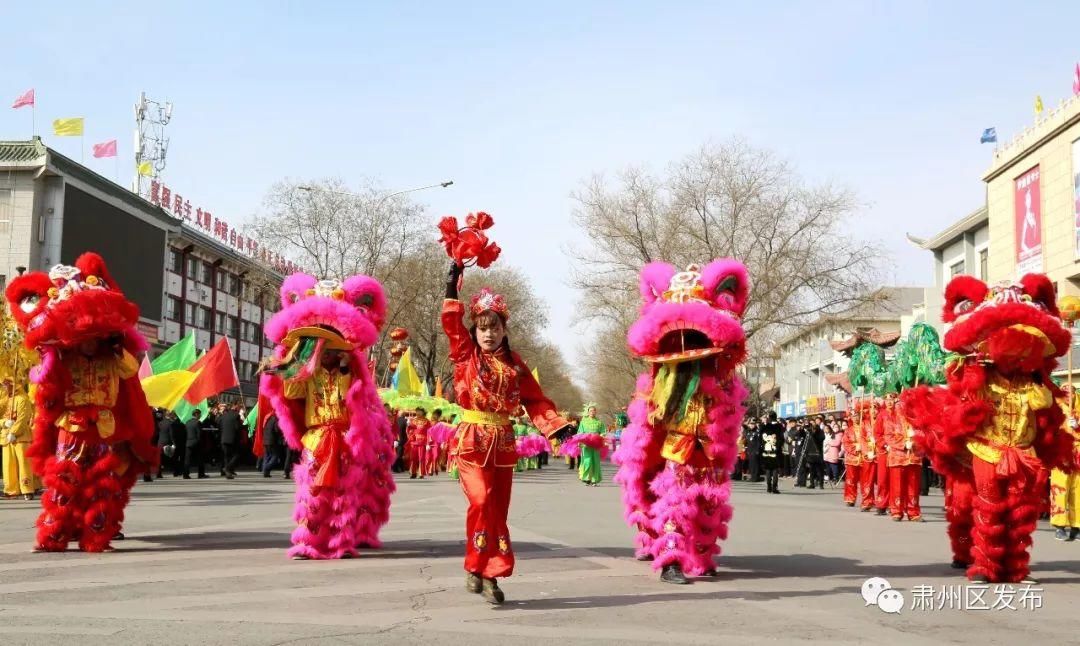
141, 370, 199, 410
532, 367, 540, 385
1035, 95, 1044, 115
52, 117, 85, 136
393, 348, 423, 397
138, 161, 153, 177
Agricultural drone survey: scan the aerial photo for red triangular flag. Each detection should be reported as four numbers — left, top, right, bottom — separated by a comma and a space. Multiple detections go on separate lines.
1073, 63, 1080, 97
182, 338, 240, 404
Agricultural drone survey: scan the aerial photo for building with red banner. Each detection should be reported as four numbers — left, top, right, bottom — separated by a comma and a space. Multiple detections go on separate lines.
0, 137, 284, 403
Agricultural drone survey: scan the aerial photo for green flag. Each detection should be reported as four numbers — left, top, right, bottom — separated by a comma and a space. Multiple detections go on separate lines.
151, 332, 197, 374
175, 398, 209, 423
245, 403, 259, 433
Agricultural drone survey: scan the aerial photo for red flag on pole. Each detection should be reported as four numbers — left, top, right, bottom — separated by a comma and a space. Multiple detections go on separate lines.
182, 338, 240, 404
11, 88, 34, 109
1073, 63, 1080, 97
92, 139, 117, 158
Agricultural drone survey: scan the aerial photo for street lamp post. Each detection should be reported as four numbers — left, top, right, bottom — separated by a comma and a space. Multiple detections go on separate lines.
298, 180, 454, 208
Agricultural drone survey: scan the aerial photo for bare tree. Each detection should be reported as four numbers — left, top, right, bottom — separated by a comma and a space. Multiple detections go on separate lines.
572, 138, 887, 408
249, 177, 427, 281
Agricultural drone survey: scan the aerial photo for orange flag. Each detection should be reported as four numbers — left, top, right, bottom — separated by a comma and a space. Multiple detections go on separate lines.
182, 338, 240, 404
434, 377, 443, 399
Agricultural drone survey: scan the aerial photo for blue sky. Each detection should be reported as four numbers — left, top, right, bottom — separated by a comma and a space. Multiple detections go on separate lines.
4, 1, 1080, 359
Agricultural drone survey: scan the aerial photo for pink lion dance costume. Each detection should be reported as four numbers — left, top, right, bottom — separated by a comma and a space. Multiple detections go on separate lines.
902, 275, 1075, 583
260, 274, 395, 559
613, 260, 749, 584
5, 253, 157, 552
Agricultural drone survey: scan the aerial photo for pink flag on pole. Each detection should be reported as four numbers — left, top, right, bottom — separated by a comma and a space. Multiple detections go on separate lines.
92, 139, 117, 158
138, 355, 153, 381
11, 88, 34, 109
1073, 63, 1080, 96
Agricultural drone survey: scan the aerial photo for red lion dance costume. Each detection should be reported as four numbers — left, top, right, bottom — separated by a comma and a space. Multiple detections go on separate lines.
902, 274, 1075, 583
260, 274, 394, 559
613, 260, 749, 585
5, 253, 157, 552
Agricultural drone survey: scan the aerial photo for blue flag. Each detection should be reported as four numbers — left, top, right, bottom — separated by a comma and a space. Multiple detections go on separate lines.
980, 127, 997, 143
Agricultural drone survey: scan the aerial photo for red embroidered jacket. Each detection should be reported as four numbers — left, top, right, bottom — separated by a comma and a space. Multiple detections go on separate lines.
442, 299, 569, 467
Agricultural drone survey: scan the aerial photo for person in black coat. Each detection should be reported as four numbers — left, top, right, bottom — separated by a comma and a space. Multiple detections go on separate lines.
184, 409, 207, 479
803, 418, 826, 489
144, 409, 166, 482
747, 418, 764, 482
393, 408, 408, 473
261, 413, 283, 477
163, 412, 186, 477
760, 412, 785, 493
218, 404, 243, 479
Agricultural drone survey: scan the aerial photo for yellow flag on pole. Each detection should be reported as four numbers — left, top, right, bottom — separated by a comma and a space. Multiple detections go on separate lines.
52, 117, 85, 136
141, 370, 199, 410
532, 367, 540, 385
393, 348, 423, 397
138, 161, 153, 177
1035, 95, 1045, 116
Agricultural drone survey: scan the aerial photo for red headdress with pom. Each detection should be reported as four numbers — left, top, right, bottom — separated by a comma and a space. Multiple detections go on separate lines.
470, 288, 510, 322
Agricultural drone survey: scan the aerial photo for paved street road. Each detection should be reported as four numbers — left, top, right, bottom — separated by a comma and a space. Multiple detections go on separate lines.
1, 465, 1077, 645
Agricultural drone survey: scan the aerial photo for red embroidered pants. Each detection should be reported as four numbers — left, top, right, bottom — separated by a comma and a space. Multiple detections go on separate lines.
843, 464, 860, 504
888, 464, 922, 520
458, 460, 515, 578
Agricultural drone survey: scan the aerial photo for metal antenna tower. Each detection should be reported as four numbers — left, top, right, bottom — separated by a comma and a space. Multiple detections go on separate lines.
132, 92, 173, 196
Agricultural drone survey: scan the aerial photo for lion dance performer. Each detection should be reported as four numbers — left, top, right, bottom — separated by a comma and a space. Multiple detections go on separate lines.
613, 260, 749, 585
5, 253, 157, 552
442, 261, 571, 604
902, 275, 1075, 583
260, 274, 394, 560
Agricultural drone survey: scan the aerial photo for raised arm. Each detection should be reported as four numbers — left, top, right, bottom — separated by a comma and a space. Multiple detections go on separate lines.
442, 262, 474, 363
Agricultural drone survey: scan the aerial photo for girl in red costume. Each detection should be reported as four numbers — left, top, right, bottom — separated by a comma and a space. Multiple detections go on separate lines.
442, 262, 571, 604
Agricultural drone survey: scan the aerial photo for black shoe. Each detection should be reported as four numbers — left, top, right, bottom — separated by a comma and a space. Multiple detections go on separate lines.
22, 494, 34, 501
198, 475, 209, 479
845, 502, 855, 507
465, 572, 482, 594
1069, 528, 1079, 541
636, 553, 654, 562
142, 475, 152, 483
950, 560, 969, 570
183, 475, 191, 479
771, 490, 780, 494
702, 568, 719, 577
660, 564, 689, 585
409, 474, 417, 479
875, 509, 887, 516
113, 532, 125, 540
1055, 527, 1068, 541
481, 578, 505, 604
226, 474, 235, 480
263, 473, 272, 478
